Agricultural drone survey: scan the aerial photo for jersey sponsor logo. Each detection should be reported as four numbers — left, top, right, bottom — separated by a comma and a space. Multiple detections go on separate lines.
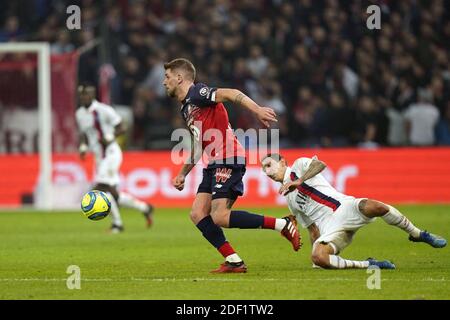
215, 168, 232, 183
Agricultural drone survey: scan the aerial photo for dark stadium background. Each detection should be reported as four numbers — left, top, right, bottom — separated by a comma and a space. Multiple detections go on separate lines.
1, 0, 449, 150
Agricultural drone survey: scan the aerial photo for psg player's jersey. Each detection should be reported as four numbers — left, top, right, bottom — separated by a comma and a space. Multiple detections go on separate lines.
180, 83, 245, 164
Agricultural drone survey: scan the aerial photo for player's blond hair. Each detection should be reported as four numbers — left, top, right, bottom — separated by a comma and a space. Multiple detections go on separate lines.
164, 58, 196, 81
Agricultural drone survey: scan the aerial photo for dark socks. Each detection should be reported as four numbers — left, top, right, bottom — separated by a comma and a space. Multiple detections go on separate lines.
229, 210, 276, 229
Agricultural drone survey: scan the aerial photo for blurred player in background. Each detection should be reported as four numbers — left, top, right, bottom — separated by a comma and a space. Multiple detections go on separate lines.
164, 58, 300, 273
76, 84, 154, 233
262, 153, 447, 270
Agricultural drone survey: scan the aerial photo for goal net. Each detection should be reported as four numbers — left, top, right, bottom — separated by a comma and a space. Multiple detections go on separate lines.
0, 43, 79, 210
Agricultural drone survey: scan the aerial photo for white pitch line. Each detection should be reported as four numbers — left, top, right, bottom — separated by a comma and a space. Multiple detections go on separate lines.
0, 277, 447, 283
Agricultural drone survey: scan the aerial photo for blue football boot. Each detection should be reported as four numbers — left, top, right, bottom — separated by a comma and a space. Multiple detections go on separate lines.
367, 258, 396, 269
409, 231, 447, 248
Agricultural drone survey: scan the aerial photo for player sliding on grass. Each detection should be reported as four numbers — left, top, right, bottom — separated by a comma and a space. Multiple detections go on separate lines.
76, 84, 154, 233
261, 153, 447, 270
164, 58, 300, 273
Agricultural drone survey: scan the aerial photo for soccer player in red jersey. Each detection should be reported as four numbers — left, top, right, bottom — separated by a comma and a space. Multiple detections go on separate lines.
163, 58, 301, 273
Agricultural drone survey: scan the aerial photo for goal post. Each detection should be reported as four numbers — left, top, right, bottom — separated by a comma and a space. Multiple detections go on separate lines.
0, 42, 52, 210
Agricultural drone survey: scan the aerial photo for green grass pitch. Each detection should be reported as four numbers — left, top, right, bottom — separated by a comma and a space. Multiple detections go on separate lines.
0, 205, 449, 300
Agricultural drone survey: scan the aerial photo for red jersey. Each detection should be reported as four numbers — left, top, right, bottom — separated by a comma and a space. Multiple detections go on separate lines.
180, 83, 246, 164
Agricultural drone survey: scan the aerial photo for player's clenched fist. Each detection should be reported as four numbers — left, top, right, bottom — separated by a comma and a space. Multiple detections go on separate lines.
172, 174, 186, 191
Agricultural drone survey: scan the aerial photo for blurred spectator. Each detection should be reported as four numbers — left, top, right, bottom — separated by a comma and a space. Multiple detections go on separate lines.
436, 102, 450, 146
384, 97, 408, 146
0, 16, 23, 41
323, 92, 354, 147
142, 50, 167, 99
51, 30, 74, 54
1, 0, 449, 150
404, 89, 440, 146
119, 55, 146, 105
259, 82, 289, 146
77, 29, 99, 86
355, 96, 388, 148
130, 97, 149, 149
246, 45, 269, 78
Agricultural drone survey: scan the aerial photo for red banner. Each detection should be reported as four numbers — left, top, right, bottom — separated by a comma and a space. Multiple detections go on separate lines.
0, 52, 79, 153
1, 148, 450, 208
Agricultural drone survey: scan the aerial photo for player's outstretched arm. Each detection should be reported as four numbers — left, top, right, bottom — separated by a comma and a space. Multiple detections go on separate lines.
215, 88, 277, 128
279, 159, 327, 195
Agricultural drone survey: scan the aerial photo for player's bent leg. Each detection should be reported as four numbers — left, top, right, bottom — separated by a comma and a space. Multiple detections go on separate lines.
312, 242, 394, 269
192, 193, 246, 272
118, 192, 154, 228
190, 192, 212, 224
209, 198, 232, 227
210, 197, 301, 251
94, 183, 123, 233
311, 243, 335, 269
358, 199, 389, 218
380, 203, 421, 238
94, 183, 118, 200
359, 198, 446, 248
363, 199, 447, 248
312, 230, 395, 269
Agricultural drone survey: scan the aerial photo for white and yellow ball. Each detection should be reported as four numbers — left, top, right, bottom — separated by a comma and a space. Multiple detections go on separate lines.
81, 190, 111, 220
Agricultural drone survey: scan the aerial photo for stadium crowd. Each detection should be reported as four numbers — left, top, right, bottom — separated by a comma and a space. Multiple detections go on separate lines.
1, 0, 450, 149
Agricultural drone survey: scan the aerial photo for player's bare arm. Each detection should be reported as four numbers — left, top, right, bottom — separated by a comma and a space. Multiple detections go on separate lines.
78, 132, 88, 160
114, 122, 127, 137
100, 122, 126, 147
172, 133, 202, 191
307, 223, 320, 245
214, 88, 277, 128
279, 159, 327, 195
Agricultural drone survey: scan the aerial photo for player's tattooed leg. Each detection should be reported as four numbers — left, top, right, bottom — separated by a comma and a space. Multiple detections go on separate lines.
358, 199, 389, 218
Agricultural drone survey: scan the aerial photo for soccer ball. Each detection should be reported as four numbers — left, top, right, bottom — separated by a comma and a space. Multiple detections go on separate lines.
81, 190, 111, 220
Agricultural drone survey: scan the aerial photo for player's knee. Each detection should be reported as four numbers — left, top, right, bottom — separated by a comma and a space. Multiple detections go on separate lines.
190, 210, 206, 225
368, 200, 389, 216
210, 211, 229, 227
93, 184, 106, 192
94, 184, 117, 200
311, 252, 329, 269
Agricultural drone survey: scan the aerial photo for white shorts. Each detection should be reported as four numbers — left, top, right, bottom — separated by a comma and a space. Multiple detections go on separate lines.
94, 143, 122, 186
313, 198, 375, 254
